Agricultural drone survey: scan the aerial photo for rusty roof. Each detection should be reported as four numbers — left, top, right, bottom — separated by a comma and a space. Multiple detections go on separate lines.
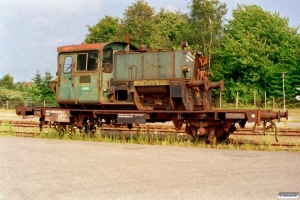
57, 42, 138, 53
57, 43, 109, 53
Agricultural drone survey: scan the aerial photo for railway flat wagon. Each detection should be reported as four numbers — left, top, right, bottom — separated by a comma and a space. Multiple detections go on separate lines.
16, 40, 288, 143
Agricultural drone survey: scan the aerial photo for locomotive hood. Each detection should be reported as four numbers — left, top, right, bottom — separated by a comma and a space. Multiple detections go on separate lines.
57, 42, 138, 53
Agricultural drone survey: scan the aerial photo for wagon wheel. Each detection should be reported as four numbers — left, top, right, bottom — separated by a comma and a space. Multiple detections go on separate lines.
212, 125, 226, 144
39, 117, 45, 132
184, 125, 196, 142
214, 123, 237, 144
52, 122, 68, 137
81, 119, 97, 138
89, 120, 98, 138
262, 120, 278, 142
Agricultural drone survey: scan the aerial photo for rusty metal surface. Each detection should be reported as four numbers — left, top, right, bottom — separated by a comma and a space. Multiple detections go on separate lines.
45, 109, 70, 123
226, 112, 246, 119
57, 42, 138, 53
260, 110, 288, 120
57, 43, 108, 53
114, 51, 195, 81
209, 80, 224, 92
18, 108, 281, 115
136, 86, 168, 94
245, 110, 257, 123
15, 106, 289, 144
14, 39, 290, 144
117, 113, 146, 124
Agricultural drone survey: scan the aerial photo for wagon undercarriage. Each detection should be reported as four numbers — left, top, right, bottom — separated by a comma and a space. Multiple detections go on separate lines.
16, 107, 288, 144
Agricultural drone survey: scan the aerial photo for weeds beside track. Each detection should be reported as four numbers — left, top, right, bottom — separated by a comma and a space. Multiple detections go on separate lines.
1, 120, 300, 151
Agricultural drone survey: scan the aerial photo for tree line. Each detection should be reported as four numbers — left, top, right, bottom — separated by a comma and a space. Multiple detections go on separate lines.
1, 0, 300, 108
85, 0, 300, 105
0, 71, 57, 106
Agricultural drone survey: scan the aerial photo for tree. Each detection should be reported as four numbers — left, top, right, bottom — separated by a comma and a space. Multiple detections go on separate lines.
26, 71, 56, 103
121, 0, 156, 49
154, 9, 189, 49
84, 0, 190, 50
40, 71, 56, 102
0, 74, 15, 90
32, 70, 43, 85
85, 15, 123, 43
25, 83, 42, 102
187, 0, 227, 55
218, 5, 300, 102
0, 88, 24, 101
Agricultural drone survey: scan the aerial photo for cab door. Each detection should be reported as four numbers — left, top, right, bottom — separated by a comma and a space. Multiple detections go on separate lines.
59, 54, 74, 101
73, 51, 100, 103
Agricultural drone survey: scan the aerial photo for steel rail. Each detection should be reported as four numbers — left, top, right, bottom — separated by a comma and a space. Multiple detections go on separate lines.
2, 120, 300, 137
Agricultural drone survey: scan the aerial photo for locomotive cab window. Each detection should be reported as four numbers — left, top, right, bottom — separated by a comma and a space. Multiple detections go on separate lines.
102, 47, 113, 73
63, 56, 72, 73
87, 52, 98, 71
77, 54, 87, 71
76, 51, 98, 71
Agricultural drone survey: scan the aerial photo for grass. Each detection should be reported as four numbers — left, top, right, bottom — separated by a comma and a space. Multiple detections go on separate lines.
0, 121, 299, 152
0, 121, 15, 135
288, 109, 300, 116
0, 109, 15, 113
1, 108, 300, 151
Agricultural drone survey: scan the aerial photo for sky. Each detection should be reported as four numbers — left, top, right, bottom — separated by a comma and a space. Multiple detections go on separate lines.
0, 0, 299, 83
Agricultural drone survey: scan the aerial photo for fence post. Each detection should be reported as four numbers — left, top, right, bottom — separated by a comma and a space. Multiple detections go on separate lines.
273, 97, 274, 110
44, 100, 45, 107
265, 91, 266, 108
254, 91, 256, 108
236, 92, 239, 109
220, 92, 222, 108
7, 100, 8, 110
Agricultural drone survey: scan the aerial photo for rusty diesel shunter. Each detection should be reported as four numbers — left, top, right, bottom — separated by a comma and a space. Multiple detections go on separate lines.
16, 41, 288, 143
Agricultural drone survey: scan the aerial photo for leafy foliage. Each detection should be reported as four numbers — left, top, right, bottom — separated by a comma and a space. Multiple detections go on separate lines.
187, 0, 227, 55
85, 15, 123, 43
28, 71, 56, 103
154, 9, 189, 49
121, 0, 157, 49
85, 0, 191, 50
218, 5, 300, 102
0, 71, 56, 105
0, 74, 25, 101
0, 88, 24, 101
0, 74, 15, 90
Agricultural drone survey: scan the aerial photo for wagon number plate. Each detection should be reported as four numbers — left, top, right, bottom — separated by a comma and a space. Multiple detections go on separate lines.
117, 114, 146, 124
45, 109, 70, 122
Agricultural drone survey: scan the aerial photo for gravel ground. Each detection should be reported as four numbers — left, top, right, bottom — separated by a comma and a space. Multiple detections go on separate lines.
0, 137, 299, 200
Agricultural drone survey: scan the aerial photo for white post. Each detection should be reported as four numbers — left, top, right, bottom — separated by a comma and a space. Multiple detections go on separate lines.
254, 91, 256, 108
220, 92, 222, 108
236, 92, 239, 109
281, 72, 286, 111
265, 91, 266, 108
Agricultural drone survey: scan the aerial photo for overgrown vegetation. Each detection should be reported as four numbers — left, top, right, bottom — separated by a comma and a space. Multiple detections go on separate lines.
0, 71, 57, 107
0, 121, 299, 151
0, 121, 15, 135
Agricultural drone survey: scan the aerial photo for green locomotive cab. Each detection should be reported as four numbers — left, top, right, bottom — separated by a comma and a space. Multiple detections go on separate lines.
55, 42, 223, 111
56, 42, 137, 109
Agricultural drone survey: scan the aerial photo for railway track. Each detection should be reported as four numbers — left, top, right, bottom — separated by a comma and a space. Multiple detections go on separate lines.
1, 120, 300, 136
1, 120, 300, 148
